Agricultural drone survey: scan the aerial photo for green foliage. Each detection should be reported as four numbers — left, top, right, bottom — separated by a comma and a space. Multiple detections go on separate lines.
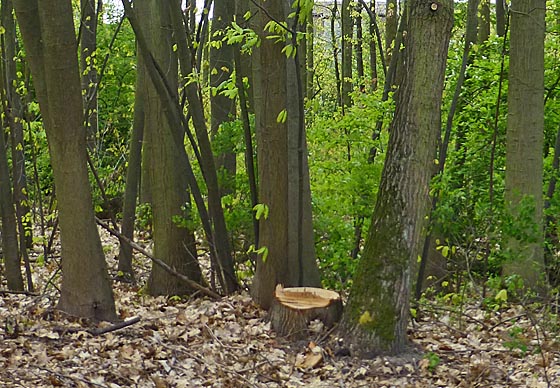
308, 90, 389, 289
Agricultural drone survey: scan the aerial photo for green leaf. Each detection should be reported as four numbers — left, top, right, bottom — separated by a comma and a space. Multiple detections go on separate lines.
276, 109, 287, 123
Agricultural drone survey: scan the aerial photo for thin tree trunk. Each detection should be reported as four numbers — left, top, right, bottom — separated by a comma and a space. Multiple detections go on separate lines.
341, 0, 353, 110
0, 119, 24, 291
117, 49, 145, 279
385, 0, 397, 63
80, 0, 100, 150
368, 0, 378, 91
2, 0, 32, 248
210, 0, 236, 195
496, 0, 506, 37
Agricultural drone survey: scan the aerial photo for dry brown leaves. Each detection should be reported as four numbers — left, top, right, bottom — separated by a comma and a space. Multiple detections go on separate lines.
0, 230, 559, 387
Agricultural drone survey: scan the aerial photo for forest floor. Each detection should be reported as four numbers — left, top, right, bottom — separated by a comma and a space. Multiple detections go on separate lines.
1, 227, 560, 387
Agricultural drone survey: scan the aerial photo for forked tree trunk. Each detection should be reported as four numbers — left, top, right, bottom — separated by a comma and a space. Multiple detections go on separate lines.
341, 0, 453, 356
14, 0, 116, 321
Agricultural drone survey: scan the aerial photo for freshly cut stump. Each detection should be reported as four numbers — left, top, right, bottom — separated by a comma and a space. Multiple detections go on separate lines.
269, 285, 343, 338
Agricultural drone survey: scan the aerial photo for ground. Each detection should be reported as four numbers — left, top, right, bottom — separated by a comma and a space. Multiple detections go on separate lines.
0, 228, 559, 387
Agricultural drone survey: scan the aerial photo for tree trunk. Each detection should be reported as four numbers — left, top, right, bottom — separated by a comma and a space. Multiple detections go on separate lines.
355, 3, 364, 91
3, 0, 32, 249
251, 0, 321, 310
341, 0, 453, 356
478, 0, 490, 44
496, 0, 506, 37
0, 119, 24, 291
14, 0, 117, 321
117, 48, 145, 279
80, 0, 100, 150
369, 0, 378, 91
341, 0, 353, 110
385, 0, 397, 64
503, 0, 546, 290
134, 0, 203, 296
210, 0, 236, 195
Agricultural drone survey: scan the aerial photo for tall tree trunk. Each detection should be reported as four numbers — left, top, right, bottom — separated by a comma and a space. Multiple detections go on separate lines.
80, 0, 100, 150
251, 0, 320, 310
2, 0, 32, 248
415, 0, 479, 298
14, 0, 116, 321
341, 0, 353, 110
134, 0, 203, 296
331, 2, 342, 107
369, 0, 378, 91
210, 0, 236, 195
117, 48, 145, 279
385, 0, 397, 63
341, 0, 453, 356
496, 0, 506, 37
306, 3, 314, 100
355, 3, 365, 91
0, 119, 24, 291
168, 0, 239, 294
503, 0, 546, 290
478, 0, 490, 44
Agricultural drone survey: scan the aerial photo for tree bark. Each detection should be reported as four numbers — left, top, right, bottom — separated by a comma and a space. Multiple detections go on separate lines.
503, 0, 546, 290
14, 0, 117, 320
341, 0, 353, 110
80, 0, 100, 150
478, 0, 490, 44
385, 0, 397, 63
251, 0, 320, 310
210, 0, 237, 195
133, 0, 203, 296
117, 47, 145, 279
496, 0, 506, 37
341, 0, 453, 356
0, 118, 24, 291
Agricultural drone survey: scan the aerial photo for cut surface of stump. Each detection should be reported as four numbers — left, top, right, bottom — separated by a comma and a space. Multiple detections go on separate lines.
269, 285, 343, 338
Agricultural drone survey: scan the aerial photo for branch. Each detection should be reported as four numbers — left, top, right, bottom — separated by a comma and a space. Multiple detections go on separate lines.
96, 217, 221, 300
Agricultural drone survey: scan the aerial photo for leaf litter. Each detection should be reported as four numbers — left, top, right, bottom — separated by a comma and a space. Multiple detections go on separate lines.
1, 228, 559, 387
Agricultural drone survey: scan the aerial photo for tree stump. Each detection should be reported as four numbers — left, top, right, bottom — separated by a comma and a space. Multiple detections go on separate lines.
269, 285, 343, 339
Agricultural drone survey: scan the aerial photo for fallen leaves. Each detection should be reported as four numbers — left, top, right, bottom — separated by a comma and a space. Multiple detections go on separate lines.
1, 229, 560, 387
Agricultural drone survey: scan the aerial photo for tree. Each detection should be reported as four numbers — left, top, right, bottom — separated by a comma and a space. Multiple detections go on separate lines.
13, 0, 116, 320
251, 0, 321, 309
2, 0, 32, 249
210, 0, 237, 195
478, 0, 490, 44
496, 0, 506, 37
503, 0, 546, 289
341, 0, 353, 110
80, 0, 101, 149
341, 0, 454, 356
134, 0, 204, 296
385, 0, 397, 63
0, 116, 24, 291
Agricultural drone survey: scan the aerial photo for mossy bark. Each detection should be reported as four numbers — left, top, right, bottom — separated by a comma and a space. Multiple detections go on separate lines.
341, 0, 454, 356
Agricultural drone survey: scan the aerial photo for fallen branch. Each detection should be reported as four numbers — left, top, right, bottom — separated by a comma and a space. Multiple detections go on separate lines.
0, 289, 39, 296
95, 217, 221, 300
89, 316, 141, 335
